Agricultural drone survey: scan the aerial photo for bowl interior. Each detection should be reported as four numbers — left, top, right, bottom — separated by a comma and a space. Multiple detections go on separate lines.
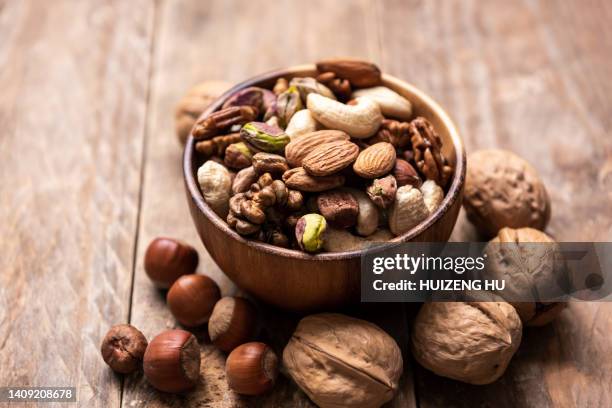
184, 64, 466, 261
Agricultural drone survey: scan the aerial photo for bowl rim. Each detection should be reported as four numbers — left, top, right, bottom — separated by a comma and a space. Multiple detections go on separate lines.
184, 64, 466, 261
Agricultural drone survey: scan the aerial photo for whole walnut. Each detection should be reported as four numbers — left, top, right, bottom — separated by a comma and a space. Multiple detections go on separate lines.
283, 313, 402, 408
411, 302, 522, 385
485, 227, 567, 326
463, 149, 550, 238
174, 81, 230, 145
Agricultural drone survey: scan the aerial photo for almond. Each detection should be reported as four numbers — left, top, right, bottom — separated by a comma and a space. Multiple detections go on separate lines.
302, 140, 359, 176
285, 130, 349, 168
282, 167, 345, 192
353, 142, 396, 179
315, 59, 382, 88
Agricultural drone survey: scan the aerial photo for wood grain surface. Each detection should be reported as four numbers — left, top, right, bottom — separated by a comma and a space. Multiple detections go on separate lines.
0, 0, 610, 407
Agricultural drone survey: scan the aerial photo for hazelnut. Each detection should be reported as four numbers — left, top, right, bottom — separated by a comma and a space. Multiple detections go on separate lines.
485, 227, 566, 326
411, 302, 522, 385
100, 324, 148, 374
393, 159, 421, 187
283, 313, 402, 408
316, 190, 359, 228
144, 237, 199, 289
208, 297, 258, 352
167, 274, 221, 327
226, 342, 278, 395
463, 149, 551, 237
143, 330, 201, 393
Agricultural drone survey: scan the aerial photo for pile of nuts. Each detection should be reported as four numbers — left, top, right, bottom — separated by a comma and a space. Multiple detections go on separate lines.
194, 58, 454, 252
99, 61, 568, 405
101, 237, 278, 396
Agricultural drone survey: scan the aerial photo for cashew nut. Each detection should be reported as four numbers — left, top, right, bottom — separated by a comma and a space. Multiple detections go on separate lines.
389, 185, 429, 236
285, 109, 320, 139
307, 94, 383, 139
352, 86, 413, 120
197, 160, 232, 218
341, 187, 378, 236
420, 180, 444, 214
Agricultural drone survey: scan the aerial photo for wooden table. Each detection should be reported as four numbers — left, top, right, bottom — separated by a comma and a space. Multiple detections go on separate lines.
1, 0, 611, 407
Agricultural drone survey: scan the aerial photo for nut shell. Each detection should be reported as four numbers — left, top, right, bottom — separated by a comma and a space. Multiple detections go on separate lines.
283, 313, 402, 408
144, 238, 199, 289
208, 297, 258, 352
101, 324, 148, 374
485, 227, 566, 326
167, 274, 221, 327
226, 342, 278, 395
463, 149, 550, 237
143, 330, 201, 393
411, 302, 522, 385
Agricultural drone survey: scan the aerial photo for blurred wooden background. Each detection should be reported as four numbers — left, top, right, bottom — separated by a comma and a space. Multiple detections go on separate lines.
0, 0, 611, 407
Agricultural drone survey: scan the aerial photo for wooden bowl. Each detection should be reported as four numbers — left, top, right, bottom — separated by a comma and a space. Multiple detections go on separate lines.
184, 64, 466, 312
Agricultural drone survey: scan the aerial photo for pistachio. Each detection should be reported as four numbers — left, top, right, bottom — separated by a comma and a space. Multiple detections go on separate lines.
289, 77, 336, 101
222, 86, 264, 112
197, 161, 232, 218
273, 78, 289, 95
224, 142, 253, 169
295, 214, 327, 253
240, 122, 290, 153
275, 86, 303, 127
367, 175, 398, 209
252, 152, 289, 175
285, 109, 320, 139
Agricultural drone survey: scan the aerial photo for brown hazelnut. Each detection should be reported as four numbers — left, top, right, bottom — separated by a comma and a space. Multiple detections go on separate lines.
208, 297, 258, 353
167, 274, 221, 327
144, 238, 199, 289
463, 149, 551, 237
100, 324, 148, 374
485, 227, 566, 326
393, 159, 421, 187
226, 342, 278, 395
316, 190, 359, 228
411, 302, 522, 385
143, 329, 201, 393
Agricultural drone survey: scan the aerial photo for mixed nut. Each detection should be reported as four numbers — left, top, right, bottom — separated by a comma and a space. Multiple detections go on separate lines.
194, 59, 454, 253
98, 60, 567, 405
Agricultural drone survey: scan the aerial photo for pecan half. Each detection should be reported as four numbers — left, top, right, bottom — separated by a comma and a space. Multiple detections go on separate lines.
409, 117, 453, 187
193, 106, 257, 140
315, 72, 352, 101
369, 119, 411, 148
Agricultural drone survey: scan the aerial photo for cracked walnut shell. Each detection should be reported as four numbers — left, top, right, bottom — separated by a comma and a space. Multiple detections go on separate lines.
463, 149, 551, 237
283, 313, 402, 408
411, 302, 522, 385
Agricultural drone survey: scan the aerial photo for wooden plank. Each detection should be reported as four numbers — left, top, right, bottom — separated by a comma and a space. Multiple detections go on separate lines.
123, 0, 417, 406
376, 0, 612, 406
0, 1, 155, 407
